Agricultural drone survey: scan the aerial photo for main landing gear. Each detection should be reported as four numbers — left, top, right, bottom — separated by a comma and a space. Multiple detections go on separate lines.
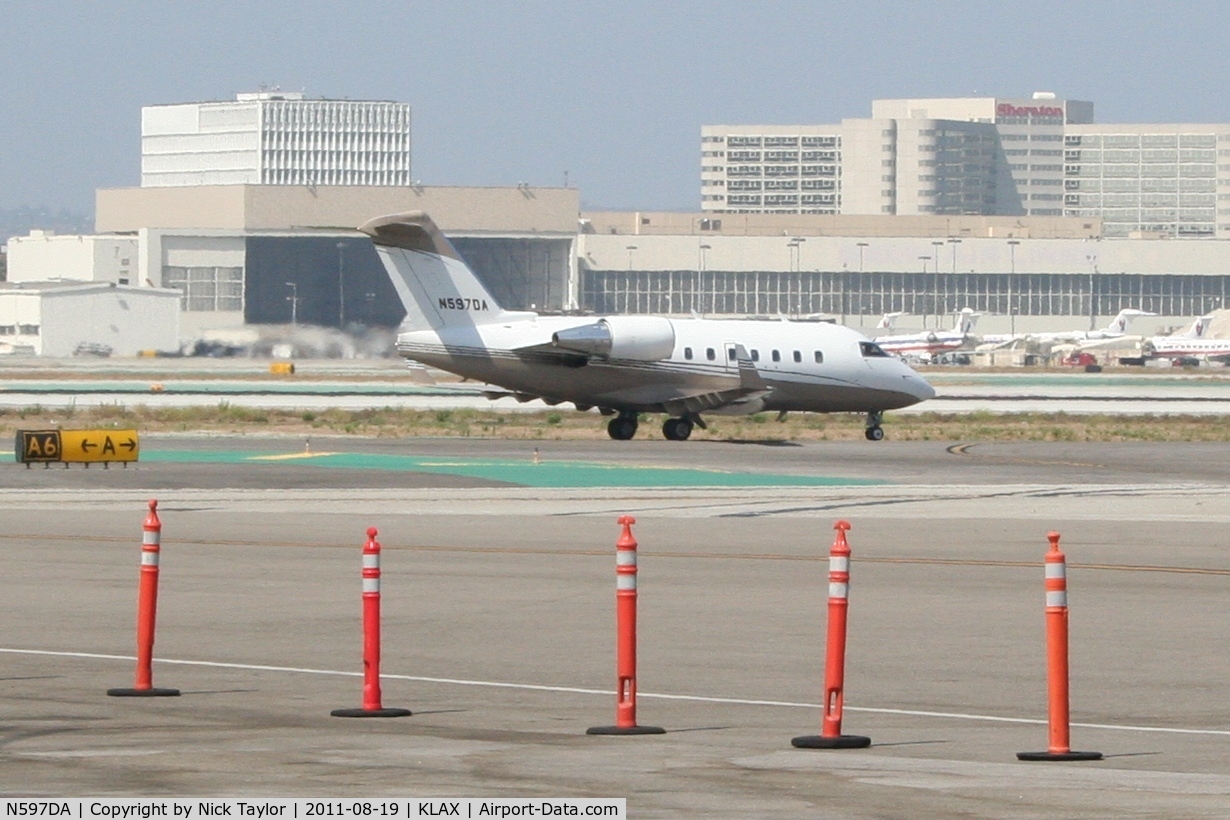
605, 412, 706, 441
864, 410, 885, 441
662, 416, 693, 441
607, 413, 639, 441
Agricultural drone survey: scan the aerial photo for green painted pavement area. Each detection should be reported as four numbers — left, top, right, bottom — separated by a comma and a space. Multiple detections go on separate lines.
141, 449, 882, 488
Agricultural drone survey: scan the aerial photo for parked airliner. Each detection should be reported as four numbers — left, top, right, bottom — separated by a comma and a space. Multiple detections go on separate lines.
981, 308, 1156, 347
1143, 315, 1230, 362
360, 211, 935, 441
875, 308, 980, 360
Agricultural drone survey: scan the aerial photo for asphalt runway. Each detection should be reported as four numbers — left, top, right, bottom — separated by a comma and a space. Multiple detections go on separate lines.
3, 436, 1230, 816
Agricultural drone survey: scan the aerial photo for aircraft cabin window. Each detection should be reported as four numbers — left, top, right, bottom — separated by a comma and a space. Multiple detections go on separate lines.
684, 347, 693, 360
751, 349, 760, 361
707, 348, 716, 361
728, 347, 736, 360
793, 350, 802, 363
771, 350, 781, 362
814, 350, 824, 363
860, 341, 891, 357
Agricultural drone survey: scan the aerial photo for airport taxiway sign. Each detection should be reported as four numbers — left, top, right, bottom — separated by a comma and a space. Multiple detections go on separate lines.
14, 429, 139, 464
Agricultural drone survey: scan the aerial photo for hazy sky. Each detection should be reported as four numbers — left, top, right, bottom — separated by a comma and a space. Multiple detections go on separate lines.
3, 0, 1230, 215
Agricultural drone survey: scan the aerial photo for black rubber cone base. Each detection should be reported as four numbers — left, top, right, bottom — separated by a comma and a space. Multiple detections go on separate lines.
331, 707, 412, 718
107, 687, 181, 697
792, 734, 871, 749
586, 725, 666, 735
1017, 750, 1103, 761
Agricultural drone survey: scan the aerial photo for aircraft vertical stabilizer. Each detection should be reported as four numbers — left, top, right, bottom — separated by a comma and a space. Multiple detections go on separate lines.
359, 211, 534, 331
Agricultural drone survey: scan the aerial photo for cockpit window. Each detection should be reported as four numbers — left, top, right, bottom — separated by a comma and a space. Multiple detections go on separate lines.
860, 341, 891, 358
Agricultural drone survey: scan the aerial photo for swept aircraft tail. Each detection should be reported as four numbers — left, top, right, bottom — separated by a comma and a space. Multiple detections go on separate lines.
1178, 315, 1215, 339
359, 211, 534, 331
953, 308, 979, 335
1101, 308, 1155, 336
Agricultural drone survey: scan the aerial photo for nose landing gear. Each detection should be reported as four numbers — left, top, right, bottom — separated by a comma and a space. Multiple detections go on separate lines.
864, 410, 885, 441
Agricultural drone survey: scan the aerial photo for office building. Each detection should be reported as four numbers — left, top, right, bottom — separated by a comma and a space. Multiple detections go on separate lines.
141, 91, 412, 188
703, 95, 1230, 238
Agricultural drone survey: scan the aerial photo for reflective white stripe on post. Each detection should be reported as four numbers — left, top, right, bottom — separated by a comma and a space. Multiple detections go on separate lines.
616, 551, 637, 566
829, 556, 850, 574
829, 582, 849, 599
141, 552, 160, 566
363, 554, 380, 569
1046, 590, 1067, 608
363, 578, 380, 594
1045, 563, 1066, 579
616, 575, 637, 590
143, 532, 160, 545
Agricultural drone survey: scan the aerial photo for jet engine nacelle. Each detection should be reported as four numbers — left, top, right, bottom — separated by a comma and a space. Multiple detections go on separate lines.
551, 316, 676, 361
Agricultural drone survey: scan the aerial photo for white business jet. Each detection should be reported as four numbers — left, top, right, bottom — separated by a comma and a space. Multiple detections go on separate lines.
359, 212, 935, 441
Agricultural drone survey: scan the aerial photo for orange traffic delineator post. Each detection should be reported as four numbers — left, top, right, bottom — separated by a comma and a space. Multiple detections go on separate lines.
793, 520, 870, 749
587, 515, 664, 736
333, 527, 411, 718
108, 500, 180, 697
1017, 531, 1102, 762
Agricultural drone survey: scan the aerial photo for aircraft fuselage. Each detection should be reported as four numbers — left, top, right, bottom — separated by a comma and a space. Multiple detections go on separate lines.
397, 317, 935, 414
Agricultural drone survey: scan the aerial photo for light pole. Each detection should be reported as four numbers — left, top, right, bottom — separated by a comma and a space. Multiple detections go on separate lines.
1007, 240, 1020, 335
856, 242, 869, 327
336, 241, 346, 329
948, 237, 962, 274
698, 243, 711, 317
285, 282, 298, 327
626, 245, 637, 270
1086, 253, 1098, 330
919, 255, 931, 273
931, 241, 945, 324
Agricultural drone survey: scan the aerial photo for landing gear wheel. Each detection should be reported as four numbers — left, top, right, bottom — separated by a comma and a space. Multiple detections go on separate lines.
662, 417, 694, 441
607, 415, 638, 441
864, 410, 885, 442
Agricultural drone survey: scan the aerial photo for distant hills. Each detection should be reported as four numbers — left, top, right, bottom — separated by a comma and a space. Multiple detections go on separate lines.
0, 206, 94, 245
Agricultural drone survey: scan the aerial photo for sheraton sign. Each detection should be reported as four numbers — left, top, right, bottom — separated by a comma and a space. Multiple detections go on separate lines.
998, 102, 1064, 118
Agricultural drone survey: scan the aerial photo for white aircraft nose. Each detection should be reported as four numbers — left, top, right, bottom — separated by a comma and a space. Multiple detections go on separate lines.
915, 376, 939, 403
906, 374, 937, 402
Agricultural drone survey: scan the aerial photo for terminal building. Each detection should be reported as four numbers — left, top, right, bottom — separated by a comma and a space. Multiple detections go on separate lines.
701, 94, 1230, 239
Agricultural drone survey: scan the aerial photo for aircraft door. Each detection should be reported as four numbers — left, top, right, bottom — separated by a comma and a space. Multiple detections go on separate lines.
724, 340, 739, 374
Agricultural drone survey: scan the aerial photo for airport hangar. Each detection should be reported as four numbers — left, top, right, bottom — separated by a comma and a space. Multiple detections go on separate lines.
81, 183, 1230, 342
9, 184, 1230, 354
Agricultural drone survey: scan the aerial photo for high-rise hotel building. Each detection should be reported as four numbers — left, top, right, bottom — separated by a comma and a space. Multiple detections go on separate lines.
141, 91, 412, 188
702, 95, 1230, 238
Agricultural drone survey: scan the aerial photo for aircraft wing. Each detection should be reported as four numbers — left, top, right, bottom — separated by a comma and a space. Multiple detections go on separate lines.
607, 344, 773, 415
481, 343, 774, 414
1075, 335, 1143, 351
